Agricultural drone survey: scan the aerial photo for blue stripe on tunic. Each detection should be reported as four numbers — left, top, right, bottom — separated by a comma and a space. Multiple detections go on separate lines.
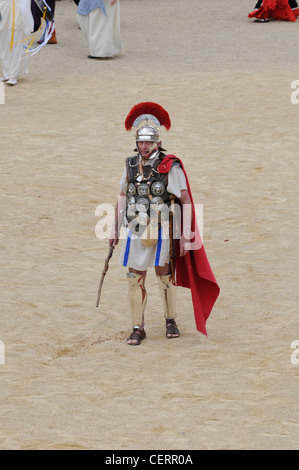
123, 230, 132, 267
154, 226, 163, 266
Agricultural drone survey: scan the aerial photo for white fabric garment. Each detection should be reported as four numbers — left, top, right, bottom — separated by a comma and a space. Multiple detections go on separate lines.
0, 29, 28, 78
0, 0, 33, 79
77, 0, 121, 58
119, 163, 187, 271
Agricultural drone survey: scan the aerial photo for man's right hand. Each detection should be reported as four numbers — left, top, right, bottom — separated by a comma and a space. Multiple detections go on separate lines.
109, 224, 119, 247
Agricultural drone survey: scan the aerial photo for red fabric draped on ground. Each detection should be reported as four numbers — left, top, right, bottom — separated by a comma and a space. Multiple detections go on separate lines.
249, 0, 298, 21
158, 155, 220, 336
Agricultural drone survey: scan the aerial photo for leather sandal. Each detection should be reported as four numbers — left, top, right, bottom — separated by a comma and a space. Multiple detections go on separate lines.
166, 319, 180, 339
127, 326, 146, 346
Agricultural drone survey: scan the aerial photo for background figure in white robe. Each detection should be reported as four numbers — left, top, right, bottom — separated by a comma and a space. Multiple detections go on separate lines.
77, 0, 121, 59
0, 0, 34, 85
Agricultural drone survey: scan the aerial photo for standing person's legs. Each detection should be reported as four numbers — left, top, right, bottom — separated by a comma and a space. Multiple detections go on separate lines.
33, 0, 57, 43
46, 0, 57, 43
126, 269, 147, 345
31, 0, 42, 31
0, 31, 27, 85
156, 264, 180, 338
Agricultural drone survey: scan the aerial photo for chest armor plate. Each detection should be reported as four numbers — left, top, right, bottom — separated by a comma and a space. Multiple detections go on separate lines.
125, 154, 172, 228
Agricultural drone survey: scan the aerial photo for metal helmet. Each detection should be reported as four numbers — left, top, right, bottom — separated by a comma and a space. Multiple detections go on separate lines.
135, 124, 160, 143
125, 102, 171, 147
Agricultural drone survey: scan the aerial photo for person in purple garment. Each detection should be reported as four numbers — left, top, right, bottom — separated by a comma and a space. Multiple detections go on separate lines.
31, 0, 57, 43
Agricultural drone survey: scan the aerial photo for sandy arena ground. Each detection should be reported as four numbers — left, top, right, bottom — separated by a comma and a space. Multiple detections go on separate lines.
0, 0, 298, 450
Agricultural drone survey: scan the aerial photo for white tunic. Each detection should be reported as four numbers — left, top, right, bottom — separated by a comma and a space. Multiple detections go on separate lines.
119, 162, 187, 271
0, 0, 33, 80
77, 0, 121, 58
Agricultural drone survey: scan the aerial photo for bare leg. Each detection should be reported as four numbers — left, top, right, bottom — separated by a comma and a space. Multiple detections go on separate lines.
155, 263, 171, 277
126, 268, 147, 345
156, 264, 180, 338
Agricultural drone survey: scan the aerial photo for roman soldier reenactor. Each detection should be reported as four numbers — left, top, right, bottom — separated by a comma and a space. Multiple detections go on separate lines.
109, 102, 220, 345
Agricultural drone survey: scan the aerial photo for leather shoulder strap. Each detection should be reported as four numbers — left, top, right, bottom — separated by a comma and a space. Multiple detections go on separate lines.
126, 155, 139, 182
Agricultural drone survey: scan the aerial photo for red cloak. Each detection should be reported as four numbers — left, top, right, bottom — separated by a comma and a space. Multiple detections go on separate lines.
157, 155, 220, 336
248, 0, 299, 21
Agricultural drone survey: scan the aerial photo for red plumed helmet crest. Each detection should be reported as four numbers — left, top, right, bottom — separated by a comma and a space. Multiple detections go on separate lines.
125, 102, 171, 131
